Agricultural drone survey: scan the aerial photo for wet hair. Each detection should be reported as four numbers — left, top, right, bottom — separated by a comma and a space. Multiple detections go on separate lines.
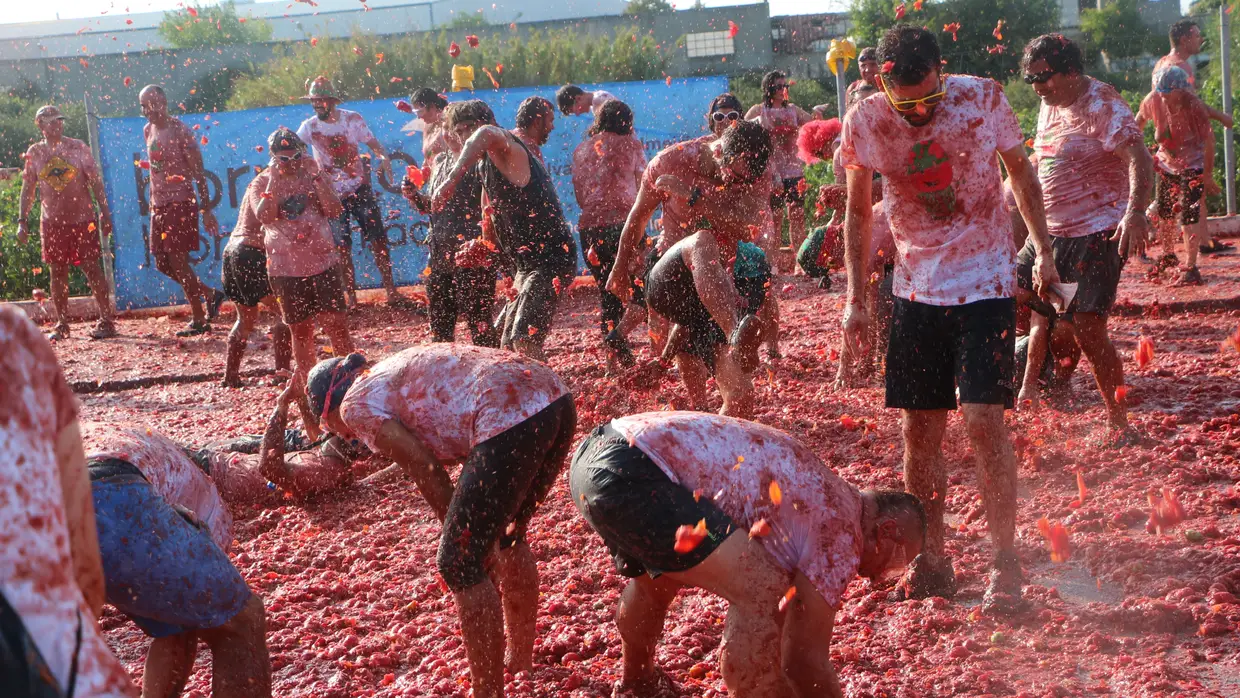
443, 100, 496, 130
555, 84, 585, 115
410, 87, 447, 109
1021, 34, 1083, 76
870, 490, 928, 538
516, 96, 555, 130
1170, 19, 1198, 48
761, 70, 788, 106
877, 24, 942, 87
587, 99, 634, 137
719, 119, 772, 179
307, 353, 367, 417
859, 47, 878, 63
708, 92, 744, 115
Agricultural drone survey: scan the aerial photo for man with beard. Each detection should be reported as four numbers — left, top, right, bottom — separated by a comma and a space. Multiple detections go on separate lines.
512, 96, 555, 165
607, 120, 773, 418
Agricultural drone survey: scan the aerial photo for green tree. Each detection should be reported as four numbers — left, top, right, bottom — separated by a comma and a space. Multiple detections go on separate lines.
849, 0, 1060, 80
227, 27, 670, 110
0, 92, 87, 168
157, 1, 273, 49
445, 11, 490, 29
624, 0, 673, 15
1079, 0, 1161, 60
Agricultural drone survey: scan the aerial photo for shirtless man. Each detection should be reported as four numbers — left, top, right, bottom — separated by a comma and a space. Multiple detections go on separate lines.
746, 71, 816, 272
840, 25, 1061, 612
607, 120, 772, 418
140, 85, 224, 337
82, 422, 270, 698
18, 105, 117, 341
410, 88, 450, 176
571, 411, 924, 698
556, 84, 617, 117
512, 96, 555, 165
431, 100, 578, 360
297, 77, 413, 308
305, 346, 576, 698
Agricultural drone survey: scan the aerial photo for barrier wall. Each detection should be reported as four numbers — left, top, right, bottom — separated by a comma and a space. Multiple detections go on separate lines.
97, 76, 729, 310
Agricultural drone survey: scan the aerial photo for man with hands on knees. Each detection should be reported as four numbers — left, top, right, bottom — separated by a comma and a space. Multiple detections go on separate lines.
839, 25, 1061, 613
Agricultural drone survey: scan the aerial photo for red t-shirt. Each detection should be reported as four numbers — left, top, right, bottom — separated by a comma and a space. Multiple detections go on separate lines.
22, 138, 100, 225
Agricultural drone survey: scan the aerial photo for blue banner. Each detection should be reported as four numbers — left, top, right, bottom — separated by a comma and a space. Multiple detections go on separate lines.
97, 76, 729, 310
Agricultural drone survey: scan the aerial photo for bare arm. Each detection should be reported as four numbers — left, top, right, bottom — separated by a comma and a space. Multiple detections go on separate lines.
606, 178, 663, 300
745, 105, 762, 120
86, 160, 113, 238
257, 386, 293, 490
185, 129, 220, 236
372, 419, 454, 522
842, 167, 875, 305
254, 175, 280, 225
782, 572, 843, 698
17, 164, 35, 244
793, 105, 816, 126
365, 137, 393, 181
55, 420, 106, 618
1111, 138, 1155, 259
998, 145, 1060, 296
432, 125, 520, 207
309, 161, 344, 220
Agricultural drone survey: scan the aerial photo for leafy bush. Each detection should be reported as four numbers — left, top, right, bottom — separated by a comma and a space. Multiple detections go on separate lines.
1079, 0, 1162, 61
0, 178, 90, 301
227, 27, 670, 110
0, 93, 87, 168
157, 1, 273, 50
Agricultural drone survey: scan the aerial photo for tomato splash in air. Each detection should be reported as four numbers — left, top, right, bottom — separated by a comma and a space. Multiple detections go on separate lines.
674, 519, 709, 554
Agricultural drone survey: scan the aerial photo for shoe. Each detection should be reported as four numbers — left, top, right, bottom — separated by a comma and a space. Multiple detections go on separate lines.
731, 314, 765, 373
604, 329, 637, 368
46, 323, 70, 342
1200, 239, 1235, 254
88, 320, 117, 340
981, 550, 1029, 614
893, 552, 957, 600
817, 275, 832, 290
1155, 253, 1180, 272
175, 321, 210, 337
1173, 267, 1204, 286
207, 289, 227, 321
387, 293, 419, 310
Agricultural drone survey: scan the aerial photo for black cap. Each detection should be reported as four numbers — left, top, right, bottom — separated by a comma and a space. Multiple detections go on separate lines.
307, 353, 366, 417
268, 127, 305, 154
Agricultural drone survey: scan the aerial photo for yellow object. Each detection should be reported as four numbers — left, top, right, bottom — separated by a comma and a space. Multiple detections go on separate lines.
451, 65, 475, 92
826, 38, 857, 76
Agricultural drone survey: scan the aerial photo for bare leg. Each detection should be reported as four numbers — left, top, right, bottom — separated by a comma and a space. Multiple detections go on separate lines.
320, 311, 354, 356
154, 251, 206, 325
647, 308, 670, 358
48, 262, 72, 335
224, 304, 261, 387
1183, 220, 1205, 270
1018, 312, 1051, 410
370, 238, 402, 302
511, 338, 547, 362
758, 295, 781, 358
338, 254, 357, 306
714, 348, 754, 419
453, 580, 506, 698
80, 259, 115, 324
140, 633, 196, 698
615, 575, 682, 691
675, 352, 711, 411
959, 403, 1018, 555
902, 409, 950, 557
289, 320, 318, 389
787, 203, 807, 274
770, 205, 790, 274
683, 233, 739, 337
492, 542, 538, 674
1072, 312, 1127, 430
269, 309, 293, 372
199, 594, 271, 698
616, 304, 647, 341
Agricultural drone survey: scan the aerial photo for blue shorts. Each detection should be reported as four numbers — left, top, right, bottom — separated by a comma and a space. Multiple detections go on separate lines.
92, 478, 251, 638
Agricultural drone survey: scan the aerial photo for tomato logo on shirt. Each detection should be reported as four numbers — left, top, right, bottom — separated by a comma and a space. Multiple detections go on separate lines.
906, 140, 957, 220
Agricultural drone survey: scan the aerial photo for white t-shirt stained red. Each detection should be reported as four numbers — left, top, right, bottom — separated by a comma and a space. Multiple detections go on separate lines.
591, 90, 618, 116
297, 109, 376, 197
1034, 78, 1141, 238
609, 411, 864, 609
0, 308, 136, 697
340, 344, 570, 461
81, 422, 234, 552
572, 132, 648, 230
840, 75, 1024, 306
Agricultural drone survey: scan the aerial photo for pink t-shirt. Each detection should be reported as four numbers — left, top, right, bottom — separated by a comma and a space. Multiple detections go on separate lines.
573, 132, 647, 230
840, 75, 1024, 306
340, 344, 570, 461
144, 118, 199, 207
81, 422, 233, 552
752, 104, 807, 180
22, 138, 100, 225
610, 412, 864, 609
1033, 78, 1140, 238
0, 308, 136, 697
1139, 95, 1211, 174
297, 109, 376, 196
251, 170, 340, 279
228, 181, 264, 248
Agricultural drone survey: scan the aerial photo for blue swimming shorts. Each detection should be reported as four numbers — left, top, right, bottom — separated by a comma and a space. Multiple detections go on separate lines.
91, 477, 251, 638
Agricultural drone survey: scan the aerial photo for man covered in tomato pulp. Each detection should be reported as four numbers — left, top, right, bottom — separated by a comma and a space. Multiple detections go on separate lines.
839, 24, 1062, 613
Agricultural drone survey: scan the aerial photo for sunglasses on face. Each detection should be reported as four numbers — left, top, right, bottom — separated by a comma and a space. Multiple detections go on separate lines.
1023, 69, 1057, 85
712, 111, 741, 123
275, 151, 303, 163
880, 76, 946, 113
772, 83, 788, 91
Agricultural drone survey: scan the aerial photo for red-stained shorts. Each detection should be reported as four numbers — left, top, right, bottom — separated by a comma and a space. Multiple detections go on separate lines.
40, 219, 101, 265
150, 200, 202, 257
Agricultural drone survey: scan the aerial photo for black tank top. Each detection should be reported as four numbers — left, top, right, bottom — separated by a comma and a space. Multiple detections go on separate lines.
476, 133, 576, 272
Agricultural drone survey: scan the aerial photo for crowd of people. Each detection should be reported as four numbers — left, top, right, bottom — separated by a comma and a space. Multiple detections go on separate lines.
4, 17, 1236, 698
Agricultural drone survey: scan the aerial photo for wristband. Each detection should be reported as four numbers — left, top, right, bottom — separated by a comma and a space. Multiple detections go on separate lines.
687, 187, 703, 208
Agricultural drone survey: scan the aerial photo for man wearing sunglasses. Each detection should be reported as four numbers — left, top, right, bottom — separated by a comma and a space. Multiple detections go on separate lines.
839, 25, 1061, 614
1017, 34, 1152, 444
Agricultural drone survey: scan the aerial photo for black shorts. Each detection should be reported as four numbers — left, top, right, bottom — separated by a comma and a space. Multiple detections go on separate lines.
221, 242, 271, 308
269, 266, 348, 325
499, 262, 574, 348
770, 177, 806, 208
645, 239, 768, 371
438, 394, 576, 591
886, 297, 1016, 410
334, 184, 388, 250
569, 424, 736, 579
1155, 168, 1204, 226
1016, 230, 1122, 316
